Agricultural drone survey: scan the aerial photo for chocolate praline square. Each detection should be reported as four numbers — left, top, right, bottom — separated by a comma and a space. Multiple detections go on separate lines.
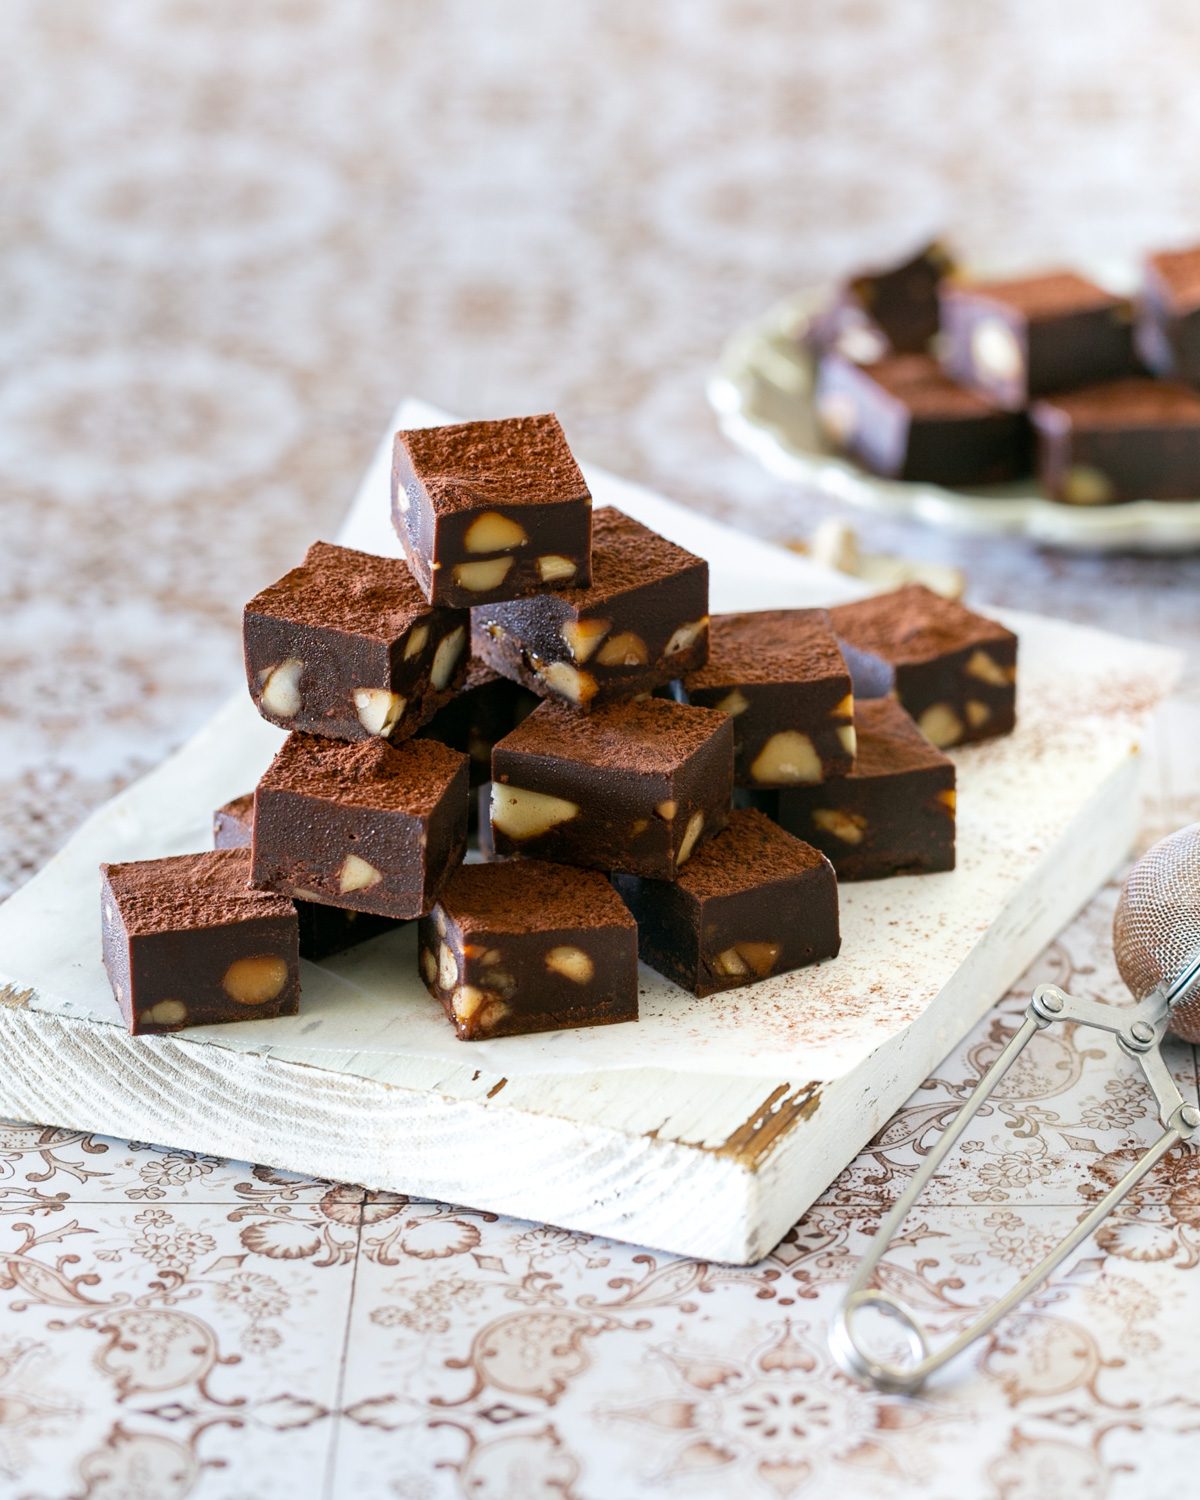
391, 414, 593, 607
418, 860, 639, 1040
815, 353, 1030, 486
829, 584, 1017, 749
101, 848, 300, 1035
490, 696, 733, 878
676, 608, 854, 786
214, 793, 398, 958
251, 734, 469, 919
613, 808, 840, 997
1031, 379, 1200, 504
243, 540, 468, 741
939, 271, 1137, 410
766, 698, 956, 879
472, 506, 710, 709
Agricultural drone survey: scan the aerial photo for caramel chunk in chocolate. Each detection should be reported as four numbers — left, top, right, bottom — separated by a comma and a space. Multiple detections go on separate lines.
391, 414, 592, 607
214, 793, 398, 958
815, 353, 1029, 486
100, 848, 300, 1035
251, 734, 469, 919
1031, 378, 1200, 504
677, 608, 854, 787
613, 808, 839, 997
419, 860, 638, 1040
490, 696, 732, 878
473, 506, 709, 709
939, 271, 1136, 410
764, 698, 956, 879
243, 541, 468, 742
830, 584, 1016, 749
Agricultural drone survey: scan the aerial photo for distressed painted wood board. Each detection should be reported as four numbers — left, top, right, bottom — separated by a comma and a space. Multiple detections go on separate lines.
0, 401, 1180, 1264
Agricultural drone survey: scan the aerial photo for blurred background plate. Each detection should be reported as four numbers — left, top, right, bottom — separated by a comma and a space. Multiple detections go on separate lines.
709, 283, 1200, 554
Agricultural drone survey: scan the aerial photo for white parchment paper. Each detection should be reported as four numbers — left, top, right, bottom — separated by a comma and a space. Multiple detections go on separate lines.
0, 401, 1181, 1086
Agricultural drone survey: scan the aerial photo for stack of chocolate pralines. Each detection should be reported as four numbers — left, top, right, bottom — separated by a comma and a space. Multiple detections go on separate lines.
99, 414, 1018, 1042
808, 238, 1200, 504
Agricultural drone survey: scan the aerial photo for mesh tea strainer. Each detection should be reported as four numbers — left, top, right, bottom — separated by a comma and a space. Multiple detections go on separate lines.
831, 822, 1200, 1393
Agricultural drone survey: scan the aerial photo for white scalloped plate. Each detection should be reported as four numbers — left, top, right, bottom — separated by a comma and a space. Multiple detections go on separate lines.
708, 285, 1200, 554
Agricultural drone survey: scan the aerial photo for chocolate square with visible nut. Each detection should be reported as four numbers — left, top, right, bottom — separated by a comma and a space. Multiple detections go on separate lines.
243, 540, 469, 742
101, 848, 300, 1035
419, 860, 639, 1040
1031, 379, 1200, 504
214, 793, 399, 958
766, 698, 956, 879
677, 608, 855, 787
251, 734, 469, 919
490, 696, 733, 878
613, 808, 840, 997
830, 584, 1016, 749
392, 414, 593, 607
939, 271, 1136, 410
472, 506, 709, 709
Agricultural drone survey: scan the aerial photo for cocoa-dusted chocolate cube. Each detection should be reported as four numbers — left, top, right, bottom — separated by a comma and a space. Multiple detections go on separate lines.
1136, 245, 1200, 383
243, 541, 468, 741
214, 794, 398, 958
830, 584, 1017, 749
815, 353, 1029, 486
473, 507, 709, 709
391, 414, 592, 608
100, 849, 300, 1035
807, 239, 953, 363
418, 860, 638, 1040
490, 696, 733, 878
418, 658, 539, 788
676, 609, 855, 787
251, 734, 469, 919
768, 698, 956, 880
1031, 379, 1200, 504
613, 808, 839, 997
939, 271, 1136, 410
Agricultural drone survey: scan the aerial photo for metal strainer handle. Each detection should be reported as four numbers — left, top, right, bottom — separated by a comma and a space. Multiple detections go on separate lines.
831, 823, 1200, 1394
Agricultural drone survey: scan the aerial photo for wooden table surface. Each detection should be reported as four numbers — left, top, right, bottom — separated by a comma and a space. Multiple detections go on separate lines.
3, 4, 1200, 1497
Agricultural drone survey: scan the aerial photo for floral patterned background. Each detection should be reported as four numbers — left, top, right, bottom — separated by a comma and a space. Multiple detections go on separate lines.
3, 2, 1200, 1496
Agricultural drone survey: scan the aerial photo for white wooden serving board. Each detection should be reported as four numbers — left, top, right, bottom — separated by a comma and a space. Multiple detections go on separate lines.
0, 401, 1181, 1263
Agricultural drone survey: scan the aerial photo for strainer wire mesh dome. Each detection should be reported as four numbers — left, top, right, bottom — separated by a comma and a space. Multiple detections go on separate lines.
1114, 823, 1200, 1038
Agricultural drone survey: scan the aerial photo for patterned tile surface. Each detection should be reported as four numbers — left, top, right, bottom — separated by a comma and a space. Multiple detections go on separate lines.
3, 2, 1200, 1495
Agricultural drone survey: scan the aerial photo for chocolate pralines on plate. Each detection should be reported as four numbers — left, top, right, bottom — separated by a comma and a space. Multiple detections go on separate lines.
805, 239, 1200, 505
